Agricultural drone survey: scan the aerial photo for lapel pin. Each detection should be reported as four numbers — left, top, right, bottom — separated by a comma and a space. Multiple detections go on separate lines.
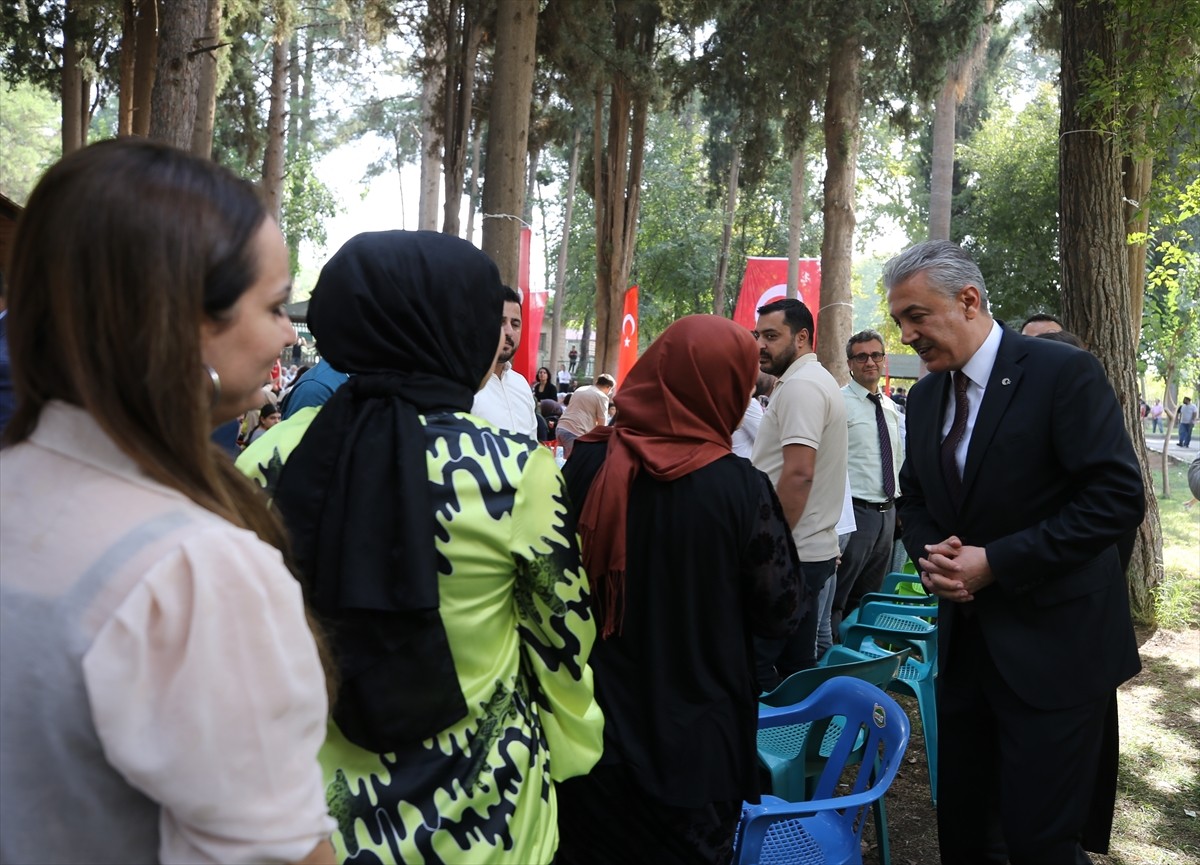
1001, 377, 1011, 386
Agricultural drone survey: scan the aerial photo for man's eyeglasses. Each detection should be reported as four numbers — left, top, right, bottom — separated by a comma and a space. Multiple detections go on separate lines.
849, 352, 887, 364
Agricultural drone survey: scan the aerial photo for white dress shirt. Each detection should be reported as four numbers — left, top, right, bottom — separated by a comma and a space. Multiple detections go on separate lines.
941, 320, 1003, 477
472, 365, 538, 439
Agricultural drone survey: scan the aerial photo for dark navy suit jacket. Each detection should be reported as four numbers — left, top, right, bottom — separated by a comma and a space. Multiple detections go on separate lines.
898, 327, 1143, 710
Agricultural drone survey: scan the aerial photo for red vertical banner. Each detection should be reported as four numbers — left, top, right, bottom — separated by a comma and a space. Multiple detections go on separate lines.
616, 285, 639, 387
512, 227, 545, 381
731, 257, 822, 345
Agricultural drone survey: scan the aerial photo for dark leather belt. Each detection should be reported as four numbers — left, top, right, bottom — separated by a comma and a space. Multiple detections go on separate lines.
852, 497, 894, 512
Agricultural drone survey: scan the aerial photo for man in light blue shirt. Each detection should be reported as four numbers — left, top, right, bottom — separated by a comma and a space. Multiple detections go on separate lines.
829, 329, 903, 634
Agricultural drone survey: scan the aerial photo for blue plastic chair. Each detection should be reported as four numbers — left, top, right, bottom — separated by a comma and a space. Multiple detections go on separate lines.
734, 677, 911, 865
838, 599, 938, 655
757, 650, 911, 865
834, 614, 939, 806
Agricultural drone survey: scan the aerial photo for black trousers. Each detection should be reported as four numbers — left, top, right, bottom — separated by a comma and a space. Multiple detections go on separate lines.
937, 610, 1117, 865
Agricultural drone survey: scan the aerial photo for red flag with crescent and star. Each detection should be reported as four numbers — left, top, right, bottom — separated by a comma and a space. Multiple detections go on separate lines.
732, 257, 821, 345
616, 285, 639, 387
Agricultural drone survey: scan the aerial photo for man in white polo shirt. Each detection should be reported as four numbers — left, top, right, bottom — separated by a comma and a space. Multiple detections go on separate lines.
750, 298, 848, 689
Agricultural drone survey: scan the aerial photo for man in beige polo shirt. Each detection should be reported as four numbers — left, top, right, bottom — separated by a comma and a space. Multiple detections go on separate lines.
556, 373, 615, 457
750, 298, 848, 689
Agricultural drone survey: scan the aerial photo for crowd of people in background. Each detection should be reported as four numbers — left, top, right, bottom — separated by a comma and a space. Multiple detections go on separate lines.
0, 139, 1189, 865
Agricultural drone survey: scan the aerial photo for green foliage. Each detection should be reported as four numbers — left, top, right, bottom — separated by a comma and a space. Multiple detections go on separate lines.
281, 156, 340, 274
1138, 174, 1200, 392
955, 83, 1060, 323
0, 79, 59, 203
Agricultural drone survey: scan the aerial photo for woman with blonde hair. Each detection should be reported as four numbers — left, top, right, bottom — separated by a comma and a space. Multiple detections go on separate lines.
0, 139, 334, 864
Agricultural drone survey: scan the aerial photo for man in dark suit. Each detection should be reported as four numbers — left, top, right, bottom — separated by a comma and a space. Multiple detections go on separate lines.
885, 241, 1144, 864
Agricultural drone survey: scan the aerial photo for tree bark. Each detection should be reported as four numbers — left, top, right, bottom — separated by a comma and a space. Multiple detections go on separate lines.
550, 127, 582, 374
118, 0, 137, 135
481, 0, 538, 286
418, 29, 444, 232
131, 0, 158, 137
149, 0, 206, 149
465, 117, 483, 242
441, 0, 483, 236
1060, 0, 1161, 622
928, 77, 957, 241
1123, 147, 1153, 339
787, 143, 806, 299
261, 34, 288, 222
61, 0, 83, 155
818, 31, 860, 386
592, 0, 655, 377
928, 0, 993, 241
190, 0, 223, 157
713, 141, 740, 315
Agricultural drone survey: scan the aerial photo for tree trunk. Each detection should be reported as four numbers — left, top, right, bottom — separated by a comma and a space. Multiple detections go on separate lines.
149, 0, 206, 149
118, 0, 137, 135
190, 0, 223, 157
577, 309, 592, 381
817, 31, 860, 386
713, 141, 740, 315
300, 25, 315, 149
441, 0, 483, 237
550, 127, 582, 376
286, 30, 301, 159
131, 0, 158, 137
261, 34, 288, 222
787, 142, 806, 299
1060, 0, 1161, 622
481, 0, 538, 286
928, 77, 956, 241
928, 0, 993, 241
525, 143, 541, 220
61, 0, 83, 155
1123, 147, 1153, 339
465, 117, 483, 242
592, 0, 654, 377
418, 37, 444, 231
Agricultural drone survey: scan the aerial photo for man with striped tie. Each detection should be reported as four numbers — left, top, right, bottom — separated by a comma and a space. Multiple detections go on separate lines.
829, 329, 903, 635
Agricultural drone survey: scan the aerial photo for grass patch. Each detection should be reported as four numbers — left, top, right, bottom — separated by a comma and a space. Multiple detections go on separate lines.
1147, 459, 1199, 630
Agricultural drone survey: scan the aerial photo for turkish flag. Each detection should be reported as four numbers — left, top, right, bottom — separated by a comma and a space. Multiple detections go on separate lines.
511, 227, 546, 381
616, 285, 639, 387
731, 257, 821, 345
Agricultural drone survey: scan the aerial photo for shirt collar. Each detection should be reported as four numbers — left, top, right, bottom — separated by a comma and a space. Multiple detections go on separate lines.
959, 319, 1003, 389
845, 378, 880, 399
779, 351, 819, 382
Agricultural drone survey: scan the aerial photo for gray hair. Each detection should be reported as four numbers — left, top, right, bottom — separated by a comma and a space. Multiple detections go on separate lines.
846, 328, 885, 358
882, 240, 989, 311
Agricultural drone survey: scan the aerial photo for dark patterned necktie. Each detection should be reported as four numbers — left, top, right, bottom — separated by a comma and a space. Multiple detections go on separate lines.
940, 371, 970, 506
868, 392, 896, 499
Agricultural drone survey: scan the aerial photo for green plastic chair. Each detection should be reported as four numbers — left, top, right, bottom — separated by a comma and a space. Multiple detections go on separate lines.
837, 610, 939, 806
880, 570, 928, 598
757, 649, 911, 865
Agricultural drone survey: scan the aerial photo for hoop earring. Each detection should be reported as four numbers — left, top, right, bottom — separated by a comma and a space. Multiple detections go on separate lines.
204, 364, 222, 408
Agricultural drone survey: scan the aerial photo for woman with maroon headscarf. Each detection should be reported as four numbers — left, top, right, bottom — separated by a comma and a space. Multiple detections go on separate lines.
556, 315, 803, 865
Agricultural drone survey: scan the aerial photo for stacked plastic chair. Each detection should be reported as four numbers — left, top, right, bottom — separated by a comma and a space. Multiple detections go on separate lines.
756, 651, 910, 865
830, 573, 940, 806
734, 677, 911, 865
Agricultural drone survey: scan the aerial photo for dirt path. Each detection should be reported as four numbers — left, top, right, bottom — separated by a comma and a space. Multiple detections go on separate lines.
864, 625, 1200, 865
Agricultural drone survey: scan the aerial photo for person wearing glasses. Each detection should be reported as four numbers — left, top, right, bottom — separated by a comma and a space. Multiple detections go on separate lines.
829, 330, 904, 636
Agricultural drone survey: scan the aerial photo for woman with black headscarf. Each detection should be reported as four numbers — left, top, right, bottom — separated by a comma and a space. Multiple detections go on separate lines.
238, 231, 603, 865
555, 315, 803, 865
